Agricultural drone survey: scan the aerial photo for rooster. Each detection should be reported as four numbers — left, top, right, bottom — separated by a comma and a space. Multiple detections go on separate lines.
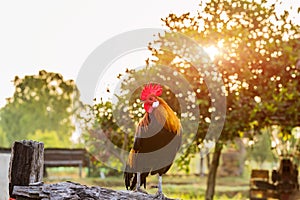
124, 83, 182, 198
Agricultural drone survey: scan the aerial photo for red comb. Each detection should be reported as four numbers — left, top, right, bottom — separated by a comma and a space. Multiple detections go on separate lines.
140, 83, 163, 100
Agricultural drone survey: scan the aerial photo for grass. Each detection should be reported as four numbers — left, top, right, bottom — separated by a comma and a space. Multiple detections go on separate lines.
44, 167, 250, 200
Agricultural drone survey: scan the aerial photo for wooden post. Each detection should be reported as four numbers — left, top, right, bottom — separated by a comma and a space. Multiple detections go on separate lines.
9, 140, 44, 198
79, 163, 82, 178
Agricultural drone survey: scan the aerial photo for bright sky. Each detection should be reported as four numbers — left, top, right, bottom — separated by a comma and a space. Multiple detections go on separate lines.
0, 0, 299, 108
0, 0, 199, 108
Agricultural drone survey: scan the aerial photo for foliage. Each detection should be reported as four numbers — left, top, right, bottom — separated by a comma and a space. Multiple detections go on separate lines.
145, 0, 299, 199
78, 1, 299, 198
27, 130, 72, 148
80, 0, 300, 182
0, 70, 81, 146
79, 100, 130, 175
247, 129, 274, 168
0, 126, 9, 147
251, 70, 300, 133
147, 0, 300, 168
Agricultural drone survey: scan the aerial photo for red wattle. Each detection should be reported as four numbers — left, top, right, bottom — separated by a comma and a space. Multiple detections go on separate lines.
144, 103, 153, 113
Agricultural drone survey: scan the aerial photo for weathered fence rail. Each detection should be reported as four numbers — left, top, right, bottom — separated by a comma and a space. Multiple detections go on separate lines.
2, 146, 91, 177
44, 148, 90, 177
0, 147, 11, 153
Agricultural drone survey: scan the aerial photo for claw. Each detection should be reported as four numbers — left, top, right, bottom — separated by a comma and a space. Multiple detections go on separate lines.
134, 187, 148, 194
154, 191, 165, 200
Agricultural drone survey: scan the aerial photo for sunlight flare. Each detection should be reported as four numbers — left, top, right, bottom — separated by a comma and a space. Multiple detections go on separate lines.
204, 46, 219, 60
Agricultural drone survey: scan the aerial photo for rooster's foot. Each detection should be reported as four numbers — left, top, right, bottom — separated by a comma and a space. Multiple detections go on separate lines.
154, 191, 165, 200
134, 188, 148, 194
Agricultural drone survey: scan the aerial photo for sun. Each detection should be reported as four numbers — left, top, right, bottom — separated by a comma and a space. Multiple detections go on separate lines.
204, 46, 219, 61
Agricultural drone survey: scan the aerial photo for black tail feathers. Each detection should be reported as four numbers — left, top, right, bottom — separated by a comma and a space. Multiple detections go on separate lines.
124, 172, 134, 190
124, 172, 148, 190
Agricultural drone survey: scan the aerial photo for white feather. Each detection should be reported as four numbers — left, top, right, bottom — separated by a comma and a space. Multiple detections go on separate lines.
152, 101, 159, 108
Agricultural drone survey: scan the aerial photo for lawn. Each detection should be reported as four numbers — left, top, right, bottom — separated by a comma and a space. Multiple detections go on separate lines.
44, 167, 250, 200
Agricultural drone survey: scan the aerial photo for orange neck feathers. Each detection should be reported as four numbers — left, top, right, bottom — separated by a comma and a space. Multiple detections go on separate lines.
138, 97, 181, 135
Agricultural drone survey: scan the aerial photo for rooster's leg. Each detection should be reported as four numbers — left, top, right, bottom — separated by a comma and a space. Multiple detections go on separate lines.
158, 175, 162, 193
137, 172, 141, 190
135, 172, 147, 194
154, 175, 165, 199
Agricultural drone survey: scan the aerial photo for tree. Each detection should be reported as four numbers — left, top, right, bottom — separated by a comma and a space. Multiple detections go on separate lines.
27, 130, 72, 148
247, 128, 274, 168
251, 66, 300, 132
80, 100, 130, 174
77, 1, 298, 197
146, 0, 300, 199
0, 70, 81, 146
0, 126, 9, 147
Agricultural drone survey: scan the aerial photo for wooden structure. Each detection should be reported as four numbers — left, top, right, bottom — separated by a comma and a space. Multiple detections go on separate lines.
2, 147, 91, 177
8, 140, 175, 199
272, 158, 299, 200
12, 181, 176, 200
249, 169, 274, 200
9, 140, 44, 199
44, 148, 90, 177
249, 158, 299, 200
0, 147, 11, 153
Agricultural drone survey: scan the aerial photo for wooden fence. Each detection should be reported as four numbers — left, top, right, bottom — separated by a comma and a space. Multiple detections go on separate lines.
44, 148, 90, 177
0, 147, 91, 177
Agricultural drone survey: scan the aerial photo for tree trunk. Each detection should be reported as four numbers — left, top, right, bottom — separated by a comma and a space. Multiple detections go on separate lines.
205, 143, 223, 200
200, 156, 204, 176
206, 153, 211, 170
9, 140, 44, 198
